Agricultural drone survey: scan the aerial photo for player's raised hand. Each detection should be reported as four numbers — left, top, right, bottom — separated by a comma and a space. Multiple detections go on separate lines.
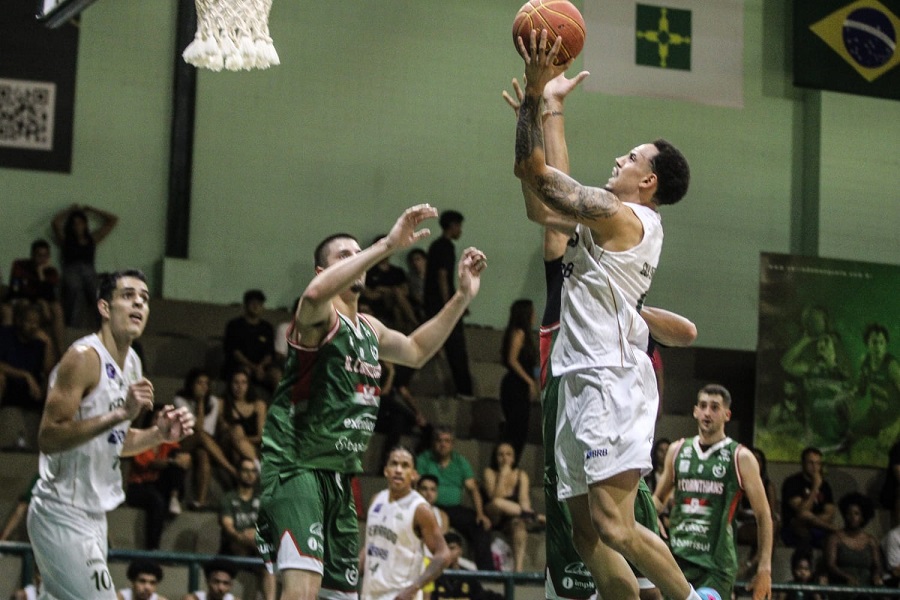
154, 405, 195, 442
518, 29, 571, 94
747, 567, 772, 600
385, 204, 438, 252
124, 378, 154, 420
503, 70, 590, 118
457, 247, 487, 300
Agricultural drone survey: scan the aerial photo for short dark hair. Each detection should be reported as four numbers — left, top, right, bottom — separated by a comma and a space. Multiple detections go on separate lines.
314, 233, 358, 268
790, 549, 813, 571
439, 210, 464, 230
417, 474, 439, 488
444, 531, 463, 546
203, 559, 237, 580
699, 383, 732, 408
30, 239, 50, 254
838, 491, 875, 526
863, 322, 889, 344
127, 559, 163, 582
650, 139, 690, 206
800, 446, 822, 462
243, 289, 266, 304
97, 270, 147, 303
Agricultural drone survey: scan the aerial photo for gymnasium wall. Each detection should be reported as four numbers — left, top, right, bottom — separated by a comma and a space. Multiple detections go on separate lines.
0, 0, 897, 351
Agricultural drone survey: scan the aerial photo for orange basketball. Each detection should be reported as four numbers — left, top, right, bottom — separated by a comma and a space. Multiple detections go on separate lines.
512, 0, 586, 64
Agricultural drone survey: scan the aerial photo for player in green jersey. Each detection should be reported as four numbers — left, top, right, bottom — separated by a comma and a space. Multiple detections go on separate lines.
653, 384, 773, 600
256, 205, 486, 600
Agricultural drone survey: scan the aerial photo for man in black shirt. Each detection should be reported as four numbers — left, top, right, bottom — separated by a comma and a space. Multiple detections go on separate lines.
781, 446, 838, 551
222, 289, 275, 392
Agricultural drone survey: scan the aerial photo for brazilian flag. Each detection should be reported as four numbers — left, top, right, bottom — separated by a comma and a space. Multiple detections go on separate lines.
794, 0, 900, 100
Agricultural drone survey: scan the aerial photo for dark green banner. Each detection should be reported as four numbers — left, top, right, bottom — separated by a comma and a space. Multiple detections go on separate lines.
794, 0, 900, 100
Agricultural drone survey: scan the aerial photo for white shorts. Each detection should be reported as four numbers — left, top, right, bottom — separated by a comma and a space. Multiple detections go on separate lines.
555, 354, 658, 500
27, 496, 116, 600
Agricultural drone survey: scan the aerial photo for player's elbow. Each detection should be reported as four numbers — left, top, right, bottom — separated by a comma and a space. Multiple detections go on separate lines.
679, 321, 698, 346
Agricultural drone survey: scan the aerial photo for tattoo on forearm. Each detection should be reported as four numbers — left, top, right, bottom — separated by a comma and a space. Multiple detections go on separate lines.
515, 95, 543, 165
536, 174, 618, 219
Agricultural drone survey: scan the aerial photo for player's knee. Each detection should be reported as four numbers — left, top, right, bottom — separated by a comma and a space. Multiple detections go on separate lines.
592, 516, 631, 553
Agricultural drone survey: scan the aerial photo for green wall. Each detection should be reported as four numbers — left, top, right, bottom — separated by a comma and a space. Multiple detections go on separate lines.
1, 0, 897, 350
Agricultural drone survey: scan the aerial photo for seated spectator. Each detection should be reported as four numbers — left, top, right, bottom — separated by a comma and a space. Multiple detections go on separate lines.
124, 427, 191, 549
417, 474, 450, 535
774, 549, 823, 600
432, 532, 501, 600
482, 442, 543, 573
0, 303, 54, 449
375, 360, 428, 470
0, 473, 39, 541
644, 437, 670, 495
172, 368, 237, 509
361, 235, 419, 333
181, 559, 241, 600
781, 446, 838, 551
7, 239, 64, 354
883, 521, 900, 586
416, 426, 493, 570
10, 565, 41, 600
824, 492, 884, 588
117, 559, 169, 600
222, 289, 275, 393
218, 367, 266, 466
406, 248, 428, 323
499, 300, 538, 460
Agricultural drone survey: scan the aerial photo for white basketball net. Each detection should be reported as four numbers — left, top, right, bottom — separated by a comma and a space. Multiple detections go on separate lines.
183, 0, 280, 71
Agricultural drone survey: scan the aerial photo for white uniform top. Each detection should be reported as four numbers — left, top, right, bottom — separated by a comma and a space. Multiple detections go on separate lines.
552, 203, 663, 372
119, 589, 158, 600
361, 489, 429, 600
33, 333, 142, 512
192, 592, 235, 600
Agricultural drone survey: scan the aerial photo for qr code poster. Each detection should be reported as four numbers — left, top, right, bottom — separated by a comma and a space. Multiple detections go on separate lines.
0, 78, 56, 151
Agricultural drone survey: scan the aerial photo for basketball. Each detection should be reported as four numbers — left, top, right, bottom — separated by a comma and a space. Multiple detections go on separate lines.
512, 0, 586, 64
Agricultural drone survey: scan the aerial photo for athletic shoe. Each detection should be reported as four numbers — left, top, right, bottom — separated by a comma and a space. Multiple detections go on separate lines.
697, 588, 722, 600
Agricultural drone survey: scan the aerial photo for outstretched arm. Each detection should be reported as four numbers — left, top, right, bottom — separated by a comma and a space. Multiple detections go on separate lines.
640, 306, 698, 347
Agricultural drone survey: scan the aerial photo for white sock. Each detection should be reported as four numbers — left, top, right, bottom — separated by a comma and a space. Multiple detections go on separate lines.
685, 586, 703, 600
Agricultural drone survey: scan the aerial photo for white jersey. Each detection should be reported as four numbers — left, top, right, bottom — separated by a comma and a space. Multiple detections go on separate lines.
119, 590, 158, 600
361, 489, 429, 600
552, 203, 663, 372
192, 592, 235, 600
33, 333, 142, 512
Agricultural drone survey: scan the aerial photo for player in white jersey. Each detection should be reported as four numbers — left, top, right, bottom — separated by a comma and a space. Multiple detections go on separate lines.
513, 31, 705, 600
361, 447, 450, 600
27, 270, 194, 600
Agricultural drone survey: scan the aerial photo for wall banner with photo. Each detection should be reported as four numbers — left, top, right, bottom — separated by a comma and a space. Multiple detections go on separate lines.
755, 252, 899, 468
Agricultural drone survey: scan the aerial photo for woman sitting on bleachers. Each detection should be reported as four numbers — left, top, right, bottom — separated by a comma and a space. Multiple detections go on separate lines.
482, 442, 544, 572
218, 366, 267, 466
824, 492, 884, 590
173, 368, 237, 509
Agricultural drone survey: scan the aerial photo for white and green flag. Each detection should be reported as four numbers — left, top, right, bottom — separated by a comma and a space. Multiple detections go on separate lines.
582, 0, 744, 107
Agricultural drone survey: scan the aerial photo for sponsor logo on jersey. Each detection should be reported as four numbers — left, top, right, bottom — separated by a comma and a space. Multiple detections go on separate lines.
719, 448, 731, 462
343, 413, 377, 432
640, 262, 657, 280
682, 446, 693, 458
585, 448, 608, 460
105, 362, 117, 380
367, 524, 398, 544
680, 497, 713, 516
712, 464, 727, 478
373, 503, 382, 514
335, 436, 368, 453
672, 520, 710, 535
678, 459, 691, 473
344, 356, 382, 379
678, 478, 724, 495
671, 537, 711, 553
107, 429, 126, 445
353, 383, 381, 407
367, 544, 389, 560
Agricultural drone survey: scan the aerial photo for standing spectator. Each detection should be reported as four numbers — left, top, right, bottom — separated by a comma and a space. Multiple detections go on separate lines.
362, 235, 419, 333
774, 550, 823, 600
222, 289, 275, 392
482, 442, 543, 572
781, 446, 838, 551
406, 248, 428, 323
117, 559, 169, 600
52, 203, 118, 327
424, 210, 474, 399
172, 368, 237, 509
124, 433, 191, 549
0, 303, 54, 448
499, 299, 538, 459
7, 239, 64, 354
881, 440, 900, 528
181, 560, 240, 600
10, 566, 41, 600
824, 492, 883, 589
218, 367, 266, 466
415, 426, 493, 570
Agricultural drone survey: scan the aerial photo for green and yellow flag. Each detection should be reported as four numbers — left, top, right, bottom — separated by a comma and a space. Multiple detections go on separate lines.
794, 0, 900, 100
583, 0, 744, 108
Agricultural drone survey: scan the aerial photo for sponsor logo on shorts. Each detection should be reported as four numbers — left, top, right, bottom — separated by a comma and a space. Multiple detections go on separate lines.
584, 448, 608, 460
310, 523, 323, 538
563, 562, 591, 578
345, 566, 359, 586
308, 537, 320, 551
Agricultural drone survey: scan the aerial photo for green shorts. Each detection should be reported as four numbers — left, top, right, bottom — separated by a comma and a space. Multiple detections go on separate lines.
631, 478, 660, 587
256, 469, 360, 593
676, 557, 734, 600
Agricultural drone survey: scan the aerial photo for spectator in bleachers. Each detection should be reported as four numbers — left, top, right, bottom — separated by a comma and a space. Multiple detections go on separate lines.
881, 440, 900, 528
0, 303, 54, 449
482, 442, 543, 572
417, 474, 450, 534
781, 446, 838, 552
644, 437, 670, 495
117, 559, 169, 600
824, 492, 883, 589
9, 564, 41, 600
375, 360, 428, 471
424, 210, 474, 399
0, 473, 38, 541
181, 559, 241, 600
52, 203, 118, 328
222, 289, 275, 393
774, 549, 822, 600
499, 299, 538, 460
361, 235, 419, 333
416, 426, 493, 570
7, 239, 64, 354
883, 520, 900, 587
172, 368, 237, 509
406, 248, 427, 323
431, 532, 501, 600
273, 296, 300, 368
124, 422, 191, 549
219, 366, 266, 466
